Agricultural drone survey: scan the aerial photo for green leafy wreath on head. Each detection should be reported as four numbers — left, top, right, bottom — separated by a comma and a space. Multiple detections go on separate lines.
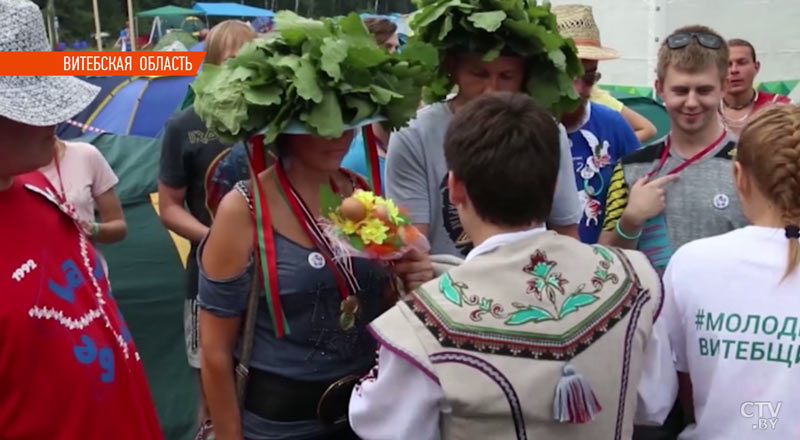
410, 0, 582, 115
192, 11, 438, 145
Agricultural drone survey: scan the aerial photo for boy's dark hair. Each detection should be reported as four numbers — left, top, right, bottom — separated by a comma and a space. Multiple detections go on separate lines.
444, 92, 560, 227
728, 38, 757, 63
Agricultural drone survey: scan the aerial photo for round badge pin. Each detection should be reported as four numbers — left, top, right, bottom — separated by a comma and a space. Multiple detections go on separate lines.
308, 252, 326, 269
713, 194, 729, 210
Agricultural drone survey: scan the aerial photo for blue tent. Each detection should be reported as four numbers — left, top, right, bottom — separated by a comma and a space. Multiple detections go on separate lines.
57, 75, 194, 139
192, 2, 274, 17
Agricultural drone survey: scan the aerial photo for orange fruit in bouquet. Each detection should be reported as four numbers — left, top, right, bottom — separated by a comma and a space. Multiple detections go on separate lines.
374, 204, 390, 222
397, 225, 420, 244
340, 197, 367, 222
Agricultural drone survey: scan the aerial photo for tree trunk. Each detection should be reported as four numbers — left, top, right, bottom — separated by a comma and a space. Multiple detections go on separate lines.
294, 0, 299, 12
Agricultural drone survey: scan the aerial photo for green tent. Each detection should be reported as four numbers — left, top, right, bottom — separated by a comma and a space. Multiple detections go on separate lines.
609, 89, 670, 145
79, 132, 197, 440
137, 5, 203, 17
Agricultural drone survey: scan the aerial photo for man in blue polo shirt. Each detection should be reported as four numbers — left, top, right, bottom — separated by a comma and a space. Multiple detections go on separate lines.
555, 5, 641, 243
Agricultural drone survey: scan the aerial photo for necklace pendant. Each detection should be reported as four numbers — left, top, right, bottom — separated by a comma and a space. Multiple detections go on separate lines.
339, 295, 360, 331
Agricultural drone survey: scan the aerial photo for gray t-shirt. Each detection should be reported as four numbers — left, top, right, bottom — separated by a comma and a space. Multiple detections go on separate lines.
602, 132, 748, 271
385, 102, 582, 257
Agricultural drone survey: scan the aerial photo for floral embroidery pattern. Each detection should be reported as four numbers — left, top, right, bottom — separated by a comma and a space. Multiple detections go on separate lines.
437, 246, 620, 326
439, 273, 505, 321
506, 247, 619, 325
523, 250, 567, 305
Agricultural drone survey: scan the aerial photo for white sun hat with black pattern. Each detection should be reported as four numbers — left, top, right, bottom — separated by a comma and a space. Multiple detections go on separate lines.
0, 0, 99, 126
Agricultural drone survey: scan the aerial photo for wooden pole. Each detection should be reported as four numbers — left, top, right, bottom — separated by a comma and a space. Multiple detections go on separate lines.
91, 0, 103, 50
127, 0, 136, 51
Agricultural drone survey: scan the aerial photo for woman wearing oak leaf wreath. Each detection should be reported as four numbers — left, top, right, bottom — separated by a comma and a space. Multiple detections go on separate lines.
193, 12, 435, 440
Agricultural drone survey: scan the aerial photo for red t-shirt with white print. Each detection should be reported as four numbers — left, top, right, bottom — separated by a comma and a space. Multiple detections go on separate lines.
0, 171, 163, 440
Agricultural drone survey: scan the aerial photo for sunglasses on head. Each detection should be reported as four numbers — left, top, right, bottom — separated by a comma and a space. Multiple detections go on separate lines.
666, 32, 724, 50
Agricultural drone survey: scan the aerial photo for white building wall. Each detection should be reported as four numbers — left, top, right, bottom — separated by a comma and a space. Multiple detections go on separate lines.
549, 0, 800, 88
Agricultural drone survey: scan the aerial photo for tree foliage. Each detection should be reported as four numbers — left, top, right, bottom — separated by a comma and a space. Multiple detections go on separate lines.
34, 0, 415, 44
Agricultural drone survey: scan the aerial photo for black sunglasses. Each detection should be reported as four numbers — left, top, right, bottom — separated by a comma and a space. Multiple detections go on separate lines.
666, 32, 723, 50
581, 71, 602, 86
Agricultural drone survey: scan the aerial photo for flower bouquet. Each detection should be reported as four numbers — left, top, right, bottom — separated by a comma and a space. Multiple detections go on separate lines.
321, 187, 430, 261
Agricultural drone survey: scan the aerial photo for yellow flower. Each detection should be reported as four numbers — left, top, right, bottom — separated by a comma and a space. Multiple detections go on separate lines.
378, 198, 402, 224
353, 190, 376, 212
341, 218, 359, 235
358, 218, 390, 244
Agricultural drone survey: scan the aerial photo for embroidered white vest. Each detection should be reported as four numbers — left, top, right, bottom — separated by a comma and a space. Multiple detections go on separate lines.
370, 232, 662, 440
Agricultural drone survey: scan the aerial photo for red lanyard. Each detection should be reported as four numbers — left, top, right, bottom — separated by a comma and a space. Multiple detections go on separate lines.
247, 135, 288, 336
646, 131, 727, 179
274, 161, 362, 302
362, 124, 383, 196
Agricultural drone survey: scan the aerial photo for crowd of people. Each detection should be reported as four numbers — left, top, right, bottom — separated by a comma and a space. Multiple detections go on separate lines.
2, 0, 799, 439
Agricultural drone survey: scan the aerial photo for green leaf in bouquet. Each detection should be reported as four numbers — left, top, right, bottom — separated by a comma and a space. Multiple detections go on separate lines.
397, 213, 412, 225
348, 235, 365, 251
319, 183, 343, 219
390, 234, 404, 247
467, 11, 507, 32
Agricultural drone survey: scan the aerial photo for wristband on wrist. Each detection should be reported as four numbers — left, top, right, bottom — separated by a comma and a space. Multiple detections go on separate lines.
615, 220, 642, 240
90, 222, 100, 237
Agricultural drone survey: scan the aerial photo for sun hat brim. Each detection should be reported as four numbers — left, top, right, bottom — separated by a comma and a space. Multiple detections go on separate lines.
258, 114, 387, 137
0, 75, 100, 127
576, 45, 620, 61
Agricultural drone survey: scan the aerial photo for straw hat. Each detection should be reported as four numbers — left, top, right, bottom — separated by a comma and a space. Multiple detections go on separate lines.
0, 0, 99, 126
553, 4, 619, 61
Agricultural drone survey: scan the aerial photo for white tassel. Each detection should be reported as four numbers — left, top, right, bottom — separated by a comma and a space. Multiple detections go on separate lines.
553, 364, 602, 423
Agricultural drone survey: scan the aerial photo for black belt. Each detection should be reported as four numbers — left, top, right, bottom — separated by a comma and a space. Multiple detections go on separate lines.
244, 367, 364, 424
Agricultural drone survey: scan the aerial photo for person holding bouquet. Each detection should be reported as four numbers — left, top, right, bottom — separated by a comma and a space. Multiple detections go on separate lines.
191, 11, 436, 440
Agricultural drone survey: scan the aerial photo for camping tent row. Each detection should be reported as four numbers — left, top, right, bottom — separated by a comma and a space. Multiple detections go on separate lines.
137, 3, 274, 18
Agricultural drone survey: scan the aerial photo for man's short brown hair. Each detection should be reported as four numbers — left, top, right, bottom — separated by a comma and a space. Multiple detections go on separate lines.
728, 38, 757, 63
656, 25, 728, 82
444, 92, 560, 227
363, 17, 397, 46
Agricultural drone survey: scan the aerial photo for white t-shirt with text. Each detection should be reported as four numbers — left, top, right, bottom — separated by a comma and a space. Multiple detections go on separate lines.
638, 226, 800, 439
